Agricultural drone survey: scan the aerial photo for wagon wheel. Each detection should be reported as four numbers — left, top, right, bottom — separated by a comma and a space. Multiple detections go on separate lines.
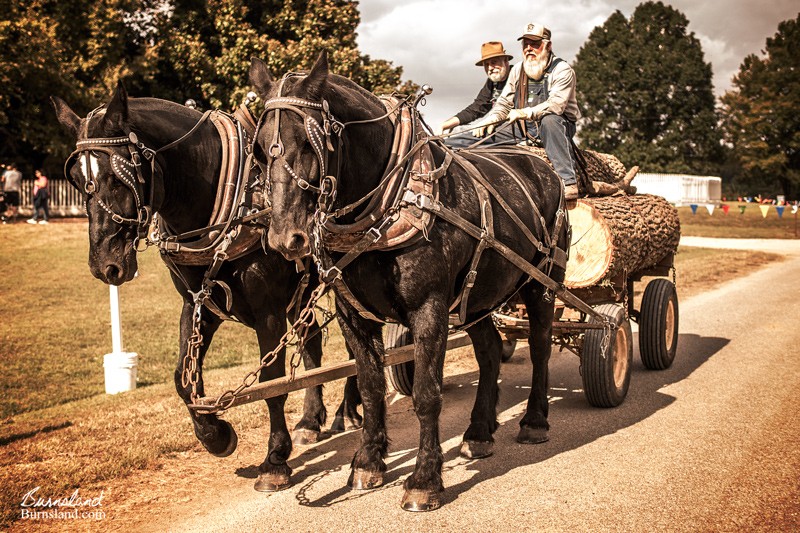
639, 278, 679, 370
501, 338, 517, 362
383, 323, 414, 396
581, 303, 632, 408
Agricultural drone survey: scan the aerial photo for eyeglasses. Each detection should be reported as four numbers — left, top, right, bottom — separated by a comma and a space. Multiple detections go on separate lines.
522, 39, 544, 50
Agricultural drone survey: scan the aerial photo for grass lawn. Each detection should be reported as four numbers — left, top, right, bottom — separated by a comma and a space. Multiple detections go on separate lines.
0, 215, 787, 526
677, 204, 800, 239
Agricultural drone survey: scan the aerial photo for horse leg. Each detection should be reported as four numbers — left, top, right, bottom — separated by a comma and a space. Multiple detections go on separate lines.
517, 283, 557, 444
336, 299, 387, 491
173, 303, 238, 457
253, 313, 294, 492
331, 305, 363, 433
460, 316, 501, 459
330, 373, 363, 432
401, 298, 448, 512
291, 319, 328, 445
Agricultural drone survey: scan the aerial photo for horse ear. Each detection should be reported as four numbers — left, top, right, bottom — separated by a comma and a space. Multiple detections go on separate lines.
104, 81, 129, 128
249, 57, 273, 98
301, 51, 329, 99
51, 96, 81, 139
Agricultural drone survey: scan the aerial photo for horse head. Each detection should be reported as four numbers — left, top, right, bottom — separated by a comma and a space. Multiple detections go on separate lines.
52, 83, 163, 285
249, 52, 393, 261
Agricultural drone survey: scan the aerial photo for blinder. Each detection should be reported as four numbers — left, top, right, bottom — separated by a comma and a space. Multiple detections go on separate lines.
64, 132, 157, 241
253, 73, 343, 215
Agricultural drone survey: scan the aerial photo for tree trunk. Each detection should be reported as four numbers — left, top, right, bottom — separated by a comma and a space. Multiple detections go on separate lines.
565, 194, 681, 288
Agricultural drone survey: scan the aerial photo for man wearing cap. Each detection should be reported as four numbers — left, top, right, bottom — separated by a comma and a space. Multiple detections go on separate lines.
472, 23, 582, 200
438, 41, 512, 135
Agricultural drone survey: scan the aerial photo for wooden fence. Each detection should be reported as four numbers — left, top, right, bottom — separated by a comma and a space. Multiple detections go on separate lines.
14, 179, 85, 218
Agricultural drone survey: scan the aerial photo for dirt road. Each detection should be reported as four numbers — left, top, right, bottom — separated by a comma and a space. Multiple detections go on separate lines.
27, 239, 800, 532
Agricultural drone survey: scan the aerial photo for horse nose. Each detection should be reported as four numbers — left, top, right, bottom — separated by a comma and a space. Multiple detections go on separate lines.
104, 263, 123, 284
283, 232, 310, 259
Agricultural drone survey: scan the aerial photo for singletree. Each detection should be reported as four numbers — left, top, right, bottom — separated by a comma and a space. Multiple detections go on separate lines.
573, 1, 721, 173
720, 14, 800, 200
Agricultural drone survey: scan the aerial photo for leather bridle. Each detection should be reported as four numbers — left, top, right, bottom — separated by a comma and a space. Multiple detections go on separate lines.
254, 74, 343, 215
64, 106, 212, 248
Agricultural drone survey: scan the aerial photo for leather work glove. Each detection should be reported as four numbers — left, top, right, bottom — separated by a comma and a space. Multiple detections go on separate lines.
473, 122, 497, 138
508, 108, 531, 123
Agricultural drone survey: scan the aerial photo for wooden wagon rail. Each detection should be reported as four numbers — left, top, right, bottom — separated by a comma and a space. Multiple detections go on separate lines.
193, 331, 473, 410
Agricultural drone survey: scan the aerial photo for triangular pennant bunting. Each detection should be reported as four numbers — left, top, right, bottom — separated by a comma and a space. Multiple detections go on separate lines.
775, 206, 785, 218
690, 204, 698, 215
705, 204, 715, 216
792, 205, 798, 214
739, 205, 746, 215
759, 204, 770, 218
721, 204, 730, 215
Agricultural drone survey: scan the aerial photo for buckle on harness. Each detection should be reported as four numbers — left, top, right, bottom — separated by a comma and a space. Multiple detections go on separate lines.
321, 266, 342, 283
367, 227, 383, 243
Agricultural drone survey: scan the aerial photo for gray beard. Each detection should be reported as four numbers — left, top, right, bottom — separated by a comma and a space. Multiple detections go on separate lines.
523, 53, 549, 81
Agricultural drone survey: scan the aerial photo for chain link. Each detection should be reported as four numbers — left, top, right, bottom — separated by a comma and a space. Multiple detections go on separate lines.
185, 281, 330, 415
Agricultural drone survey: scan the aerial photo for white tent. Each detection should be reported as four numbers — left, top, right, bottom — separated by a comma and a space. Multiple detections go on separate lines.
631, 173, 722, 205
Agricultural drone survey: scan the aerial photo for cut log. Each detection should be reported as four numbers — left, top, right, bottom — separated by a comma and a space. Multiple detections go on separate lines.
565, 194, 681, 288
523, 146, 637, 195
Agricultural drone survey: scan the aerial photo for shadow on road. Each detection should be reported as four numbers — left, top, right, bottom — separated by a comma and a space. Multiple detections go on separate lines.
234, 332, 729, 508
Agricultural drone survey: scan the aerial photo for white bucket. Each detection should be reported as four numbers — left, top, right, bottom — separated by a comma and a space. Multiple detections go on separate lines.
103, 352, 138, 394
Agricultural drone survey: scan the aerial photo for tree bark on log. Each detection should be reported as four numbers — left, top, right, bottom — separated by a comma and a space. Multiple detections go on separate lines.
565, 194, 681, 288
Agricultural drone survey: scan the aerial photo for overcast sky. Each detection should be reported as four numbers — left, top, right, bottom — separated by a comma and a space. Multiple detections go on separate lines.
355, 0, 798, 127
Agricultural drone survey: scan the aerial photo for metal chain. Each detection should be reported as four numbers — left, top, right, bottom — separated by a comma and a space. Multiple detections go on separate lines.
186, 281, 330, 415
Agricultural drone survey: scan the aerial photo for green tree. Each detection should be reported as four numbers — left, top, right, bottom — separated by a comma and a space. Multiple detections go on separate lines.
572, 1, 721, 173
1, 0, 412, 174
720, 14, 800, 200
141, 0, 413, 111
0, 0, 152, 171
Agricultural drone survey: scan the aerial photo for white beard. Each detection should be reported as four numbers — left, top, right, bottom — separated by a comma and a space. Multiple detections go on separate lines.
523, 52, 550, 81
488, 70, 505, 83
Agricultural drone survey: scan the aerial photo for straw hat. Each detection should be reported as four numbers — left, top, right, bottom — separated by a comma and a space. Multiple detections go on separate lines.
475, 41, 513, 66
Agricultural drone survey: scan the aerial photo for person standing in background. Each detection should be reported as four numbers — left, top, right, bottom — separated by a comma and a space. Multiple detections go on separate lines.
28, 169, 50, 224
1, 163, 22, 224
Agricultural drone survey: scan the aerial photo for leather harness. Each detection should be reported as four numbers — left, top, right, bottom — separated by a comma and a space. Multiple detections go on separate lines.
256, 79, 589, 326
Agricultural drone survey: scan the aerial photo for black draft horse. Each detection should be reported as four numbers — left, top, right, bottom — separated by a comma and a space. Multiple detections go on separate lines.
249, 52, 568, 510
51, 85, 362, 491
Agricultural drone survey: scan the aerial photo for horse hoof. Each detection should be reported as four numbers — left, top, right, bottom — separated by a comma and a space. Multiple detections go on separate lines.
292, 428, 321, 445
401, 489, 442, 512
347, 469, 384, 490
330, 416, 362, 433
459, 440, 493, 459
254, 472, 291, 492
517, 426, 549, 444
203, 421, 238, 458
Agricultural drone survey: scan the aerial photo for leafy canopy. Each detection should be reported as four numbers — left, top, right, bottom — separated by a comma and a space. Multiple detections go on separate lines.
573, 1, 721, 173
720, 13, 800, 199
0, 0, 414, 173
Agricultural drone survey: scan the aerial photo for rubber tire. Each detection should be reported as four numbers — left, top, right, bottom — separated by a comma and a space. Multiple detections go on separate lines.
582, 303, 633, 408
639, 278, 679, 370
383, 323, 414, 396
500, 338, 517, 362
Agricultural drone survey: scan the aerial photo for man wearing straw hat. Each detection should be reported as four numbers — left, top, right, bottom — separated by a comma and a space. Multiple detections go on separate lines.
438, 41, 512, 135
453, 23, 582, 200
